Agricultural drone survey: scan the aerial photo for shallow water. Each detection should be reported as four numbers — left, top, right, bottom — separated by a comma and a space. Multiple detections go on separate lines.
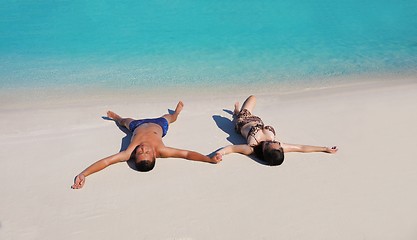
1, 0, 417, 91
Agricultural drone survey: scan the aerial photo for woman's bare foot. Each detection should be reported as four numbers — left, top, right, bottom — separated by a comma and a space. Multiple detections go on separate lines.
234, 102, 240, 116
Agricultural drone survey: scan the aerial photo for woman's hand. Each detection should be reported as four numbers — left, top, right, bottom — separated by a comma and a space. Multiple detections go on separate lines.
210, 152, 223, 164
325, 146, 338, 154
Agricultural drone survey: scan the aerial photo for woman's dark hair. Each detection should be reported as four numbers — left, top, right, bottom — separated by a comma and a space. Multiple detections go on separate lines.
263, 147, 284, 166
253, 141, 285, 166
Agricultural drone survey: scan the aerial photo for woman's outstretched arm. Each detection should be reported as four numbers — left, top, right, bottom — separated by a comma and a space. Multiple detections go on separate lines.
216, 144, 254, 157
281, 143, 338, 154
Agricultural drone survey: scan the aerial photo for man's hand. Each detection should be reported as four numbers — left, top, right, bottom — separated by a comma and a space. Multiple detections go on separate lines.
210, 152, 223, 164
71, 173, 86, 189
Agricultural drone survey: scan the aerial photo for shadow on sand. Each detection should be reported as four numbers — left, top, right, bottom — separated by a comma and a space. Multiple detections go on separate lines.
102, 116, 137, 170
212, 109, 267, 165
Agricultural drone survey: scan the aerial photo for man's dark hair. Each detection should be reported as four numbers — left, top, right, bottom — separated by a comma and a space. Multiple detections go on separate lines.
263, 147, 284, 166
135, 159, 156, 172
130, 146, 156, 172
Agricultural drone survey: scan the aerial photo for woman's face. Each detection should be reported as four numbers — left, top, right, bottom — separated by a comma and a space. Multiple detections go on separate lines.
263, 141, 281, 151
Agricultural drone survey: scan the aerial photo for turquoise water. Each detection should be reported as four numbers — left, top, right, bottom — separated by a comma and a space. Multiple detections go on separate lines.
1, 0, 417, 90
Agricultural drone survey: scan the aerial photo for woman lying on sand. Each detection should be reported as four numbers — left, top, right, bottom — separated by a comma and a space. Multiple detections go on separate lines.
215, 95, 338, 165
72, 101, 222, 189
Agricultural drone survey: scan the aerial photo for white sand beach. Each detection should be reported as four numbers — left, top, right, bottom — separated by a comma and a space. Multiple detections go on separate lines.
1, 78, 417, 239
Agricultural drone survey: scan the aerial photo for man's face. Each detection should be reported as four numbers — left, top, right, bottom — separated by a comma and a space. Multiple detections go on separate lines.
136, 144, 154, 161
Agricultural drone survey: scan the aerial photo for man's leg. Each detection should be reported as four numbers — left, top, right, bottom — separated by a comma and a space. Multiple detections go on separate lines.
107, 111, 134, 130
162, 101, 184, 124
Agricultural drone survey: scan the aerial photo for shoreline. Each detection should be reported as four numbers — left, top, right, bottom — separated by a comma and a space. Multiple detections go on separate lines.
1, 71, 416, 110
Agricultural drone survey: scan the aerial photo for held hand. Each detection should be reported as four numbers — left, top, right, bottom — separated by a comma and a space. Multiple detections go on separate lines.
210, 152, 223, 164
71, 173, 86, 189
325, 146, 338, 154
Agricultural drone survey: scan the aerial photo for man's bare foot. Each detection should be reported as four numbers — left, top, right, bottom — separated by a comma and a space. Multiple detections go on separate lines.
107, 111, 122, 122
175, 101, 184, 114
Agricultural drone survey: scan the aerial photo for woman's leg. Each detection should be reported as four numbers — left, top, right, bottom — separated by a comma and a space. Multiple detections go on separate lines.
107, 111, 134, 130
233, 95, 258, 135
240, 95, 257, 113
162, 101, 184, 124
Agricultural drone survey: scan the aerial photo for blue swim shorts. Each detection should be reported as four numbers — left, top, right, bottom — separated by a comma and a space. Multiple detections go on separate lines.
129, 117, 169, 137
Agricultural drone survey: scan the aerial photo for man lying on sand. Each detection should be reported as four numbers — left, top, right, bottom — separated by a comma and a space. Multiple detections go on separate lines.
215, 95, 338, 165
72, 101, 222, 189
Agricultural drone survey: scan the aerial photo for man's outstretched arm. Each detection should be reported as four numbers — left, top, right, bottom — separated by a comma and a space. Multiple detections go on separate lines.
160, 147, 222, 164
72, 151, 130, 189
